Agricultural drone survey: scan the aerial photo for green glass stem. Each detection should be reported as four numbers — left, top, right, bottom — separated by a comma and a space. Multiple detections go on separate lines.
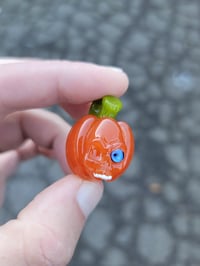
89, 95, 123, 119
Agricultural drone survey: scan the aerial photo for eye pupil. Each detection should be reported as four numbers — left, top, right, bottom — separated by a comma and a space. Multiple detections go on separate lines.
111, 149, 124, 163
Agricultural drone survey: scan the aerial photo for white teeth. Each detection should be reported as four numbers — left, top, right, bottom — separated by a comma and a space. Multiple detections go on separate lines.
93, 173, 112, 181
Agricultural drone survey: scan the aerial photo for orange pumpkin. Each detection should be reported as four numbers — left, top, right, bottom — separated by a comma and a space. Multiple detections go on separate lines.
66, 113, 134, 182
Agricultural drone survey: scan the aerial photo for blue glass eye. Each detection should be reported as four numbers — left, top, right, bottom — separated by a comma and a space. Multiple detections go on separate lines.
110, 149, 124, 163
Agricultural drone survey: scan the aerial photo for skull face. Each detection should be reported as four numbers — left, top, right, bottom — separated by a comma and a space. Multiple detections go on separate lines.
66, 115, 134, 182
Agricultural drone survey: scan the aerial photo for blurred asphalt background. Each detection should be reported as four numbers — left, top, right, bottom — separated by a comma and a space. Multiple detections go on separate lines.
0, 0, 200, 265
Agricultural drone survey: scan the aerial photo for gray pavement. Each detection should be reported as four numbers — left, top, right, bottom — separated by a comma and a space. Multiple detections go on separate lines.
0, 0, 200, 265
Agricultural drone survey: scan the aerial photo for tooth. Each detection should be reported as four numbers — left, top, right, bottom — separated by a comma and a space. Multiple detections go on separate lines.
93, 173, 112, 181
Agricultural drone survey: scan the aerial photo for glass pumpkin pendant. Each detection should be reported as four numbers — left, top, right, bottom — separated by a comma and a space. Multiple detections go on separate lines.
65, 95, 135, 182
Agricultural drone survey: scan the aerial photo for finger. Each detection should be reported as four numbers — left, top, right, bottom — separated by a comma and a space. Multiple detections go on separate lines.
0, 140, 42, 207
0, 150, 20, 206
16, 139, 53, 160
16, 139, 38, 160
0, 60, 129, 118
0, 150, 19, 178
0, 175, 103, 265
0, 109, 71, 172
61, 102, 91, 120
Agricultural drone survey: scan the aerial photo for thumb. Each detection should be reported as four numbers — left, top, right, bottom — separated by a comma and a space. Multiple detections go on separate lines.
0, 175, 103, 266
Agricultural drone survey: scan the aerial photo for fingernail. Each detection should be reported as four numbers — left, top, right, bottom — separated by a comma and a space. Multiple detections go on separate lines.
0, 58, 25, 64
108, 66, 124, 73
76, 181, 103, 218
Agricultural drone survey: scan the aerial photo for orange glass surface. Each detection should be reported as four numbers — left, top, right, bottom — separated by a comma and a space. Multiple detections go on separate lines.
66, 114, 134, 182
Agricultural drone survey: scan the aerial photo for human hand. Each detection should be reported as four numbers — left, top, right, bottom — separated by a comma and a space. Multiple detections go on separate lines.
0, 59, 128, 265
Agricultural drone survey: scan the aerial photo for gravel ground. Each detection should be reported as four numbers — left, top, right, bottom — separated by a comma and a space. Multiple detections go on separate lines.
0, 0, 200, 265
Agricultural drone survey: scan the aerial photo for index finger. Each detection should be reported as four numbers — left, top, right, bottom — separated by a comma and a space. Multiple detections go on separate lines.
0, 60, 129, 118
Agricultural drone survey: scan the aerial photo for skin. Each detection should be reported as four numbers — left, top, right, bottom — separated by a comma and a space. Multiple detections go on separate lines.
0, 59, 129, 266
